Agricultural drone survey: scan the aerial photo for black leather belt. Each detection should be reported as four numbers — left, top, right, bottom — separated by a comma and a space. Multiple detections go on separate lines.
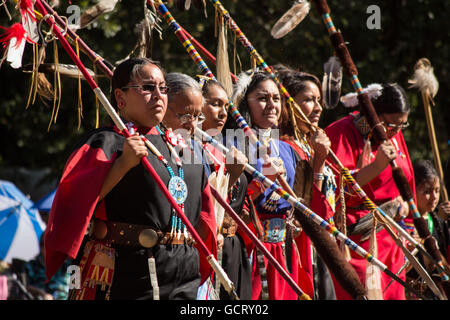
91, 220, 194, 248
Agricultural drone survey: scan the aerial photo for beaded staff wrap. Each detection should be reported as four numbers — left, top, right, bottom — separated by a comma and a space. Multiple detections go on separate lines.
312, 0, 450, 284
154, 0, 261, 150
196, 129, 424, 296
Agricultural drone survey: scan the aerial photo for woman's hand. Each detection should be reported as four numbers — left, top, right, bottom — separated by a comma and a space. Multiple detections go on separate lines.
99, 135, 148, 201
437, 201, 450, 220
309, 129, 331, 162
261, 157, 286, 183
373, 140, 397, 171
119, 135, 149, 170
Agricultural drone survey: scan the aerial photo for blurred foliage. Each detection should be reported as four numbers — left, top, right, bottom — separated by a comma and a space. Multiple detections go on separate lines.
0, 0, 449, 189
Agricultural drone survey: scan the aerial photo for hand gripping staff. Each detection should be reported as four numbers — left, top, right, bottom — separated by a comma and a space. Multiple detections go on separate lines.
311, 0, 450, 296
31, 4, 310, 299
152, 0, 428, 299
204, 0, 444, 298
32, 0, 240, 300
195, 128, 431, 300
208, 0, 449, 296
151, 0, 297, 198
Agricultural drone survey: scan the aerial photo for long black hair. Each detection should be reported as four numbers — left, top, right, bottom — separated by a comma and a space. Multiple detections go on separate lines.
414, 159, 439, 188
372, 83, 410, 115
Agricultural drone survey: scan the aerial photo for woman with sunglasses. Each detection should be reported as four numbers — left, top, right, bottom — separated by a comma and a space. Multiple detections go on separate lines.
324, 83, 414, 300
44, 58, 217, 300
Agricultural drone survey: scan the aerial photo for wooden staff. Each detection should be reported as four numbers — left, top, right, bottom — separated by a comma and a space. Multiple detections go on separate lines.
409, 58, 448, 202
311, 0, 450, 297
33, 0, 240, 300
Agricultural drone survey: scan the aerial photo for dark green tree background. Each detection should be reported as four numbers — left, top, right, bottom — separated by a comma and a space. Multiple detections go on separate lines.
0, 0, 449, 200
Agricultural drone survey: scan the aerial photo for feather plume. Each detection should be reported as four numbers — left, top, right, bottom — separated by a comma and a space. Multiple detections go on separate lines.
340, 83, 383, 108
216, 16, 233, 97
79, 0, 119, 29
208, 164, 230, 233
0, 23, 31, 69
232, 70, 253, 106
322, 56, 343, 109
18, 0, 39, 43
271, 0, 311, 39
184, 0, 191, 10
408, 58, 439, 102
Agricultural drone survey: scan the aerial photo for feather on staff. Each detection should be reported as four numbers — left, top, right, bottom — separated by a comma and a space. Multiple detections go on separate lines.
408, 58, 447, 202
271, 0, 311, 40
322, 56, 343, 109
311, 0, 450, 299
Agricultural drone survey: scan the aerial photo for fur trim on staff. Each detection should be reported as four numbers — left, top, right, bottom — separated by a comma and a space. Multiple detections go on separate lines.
293, 209, 367, 299
216, 13, 233, 97
408, 58, 439, 100
340, 83, 383, 108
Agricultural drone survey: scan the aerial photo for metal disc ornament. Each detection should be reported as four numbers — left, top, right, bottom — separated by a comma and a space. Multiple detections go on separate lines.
168, 176, 188, 204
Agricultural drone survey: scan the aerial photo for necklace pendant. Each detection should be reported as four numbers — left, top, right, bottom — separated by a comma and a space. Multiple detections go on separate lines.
168, 176, 188, 204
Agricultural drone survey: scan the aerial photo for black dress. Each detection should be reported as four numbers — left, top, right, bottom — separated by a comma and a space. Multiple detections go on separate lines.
64, 126, 215, 300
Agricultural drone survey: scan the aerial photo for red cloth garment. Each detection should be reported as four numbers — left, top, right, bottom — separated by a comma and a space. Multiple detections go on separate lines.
325, 113, 416, 300
251, 240, 300, 300
282, 137, 335, 298
45, 125, 217, 293
44, 131, 118, 280
196, 182, 218, 283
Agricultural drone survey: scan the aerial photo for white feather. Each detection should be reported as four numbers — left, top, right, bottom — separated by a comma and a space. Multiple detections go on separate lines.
340, 83, 383, 108
232, 71, 253, 106
271, 0, 311, 39
7, 37, 26, 69
21, 14, 39, 43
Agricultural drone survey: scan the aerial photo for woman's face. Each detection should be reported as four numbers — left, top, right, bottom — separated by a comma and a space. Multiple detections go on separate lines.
201, 84, 229, 136
379, 112, 409, 139
417, 177, 440, 214
115, 64, 168, 128
247, 79, 281, 129
293, 81, 322, 129
165, 88, 204, 134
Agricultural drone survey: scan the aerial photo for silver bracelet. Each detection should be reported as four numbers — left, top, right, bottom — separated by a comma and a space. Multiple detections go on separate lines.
313, 172, 325, 181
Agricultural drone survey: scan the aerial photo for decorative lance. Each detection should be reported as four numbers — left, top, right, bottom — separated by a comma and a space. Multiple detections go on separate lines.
311, 0, 450, 294
195, 128, 428, 299
205, 0, 445, 296
33, 0, 240, 300
408, 58, 447, 202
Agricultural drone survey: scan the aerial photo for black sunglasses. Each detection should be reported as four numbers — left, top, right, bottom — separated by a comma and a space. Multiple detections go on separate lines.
121, 84, 170, 94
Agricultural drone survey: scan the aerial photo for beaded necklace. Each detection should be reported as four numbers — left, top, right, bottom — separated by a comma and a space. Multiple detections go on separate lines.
144, 125, 188, 239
